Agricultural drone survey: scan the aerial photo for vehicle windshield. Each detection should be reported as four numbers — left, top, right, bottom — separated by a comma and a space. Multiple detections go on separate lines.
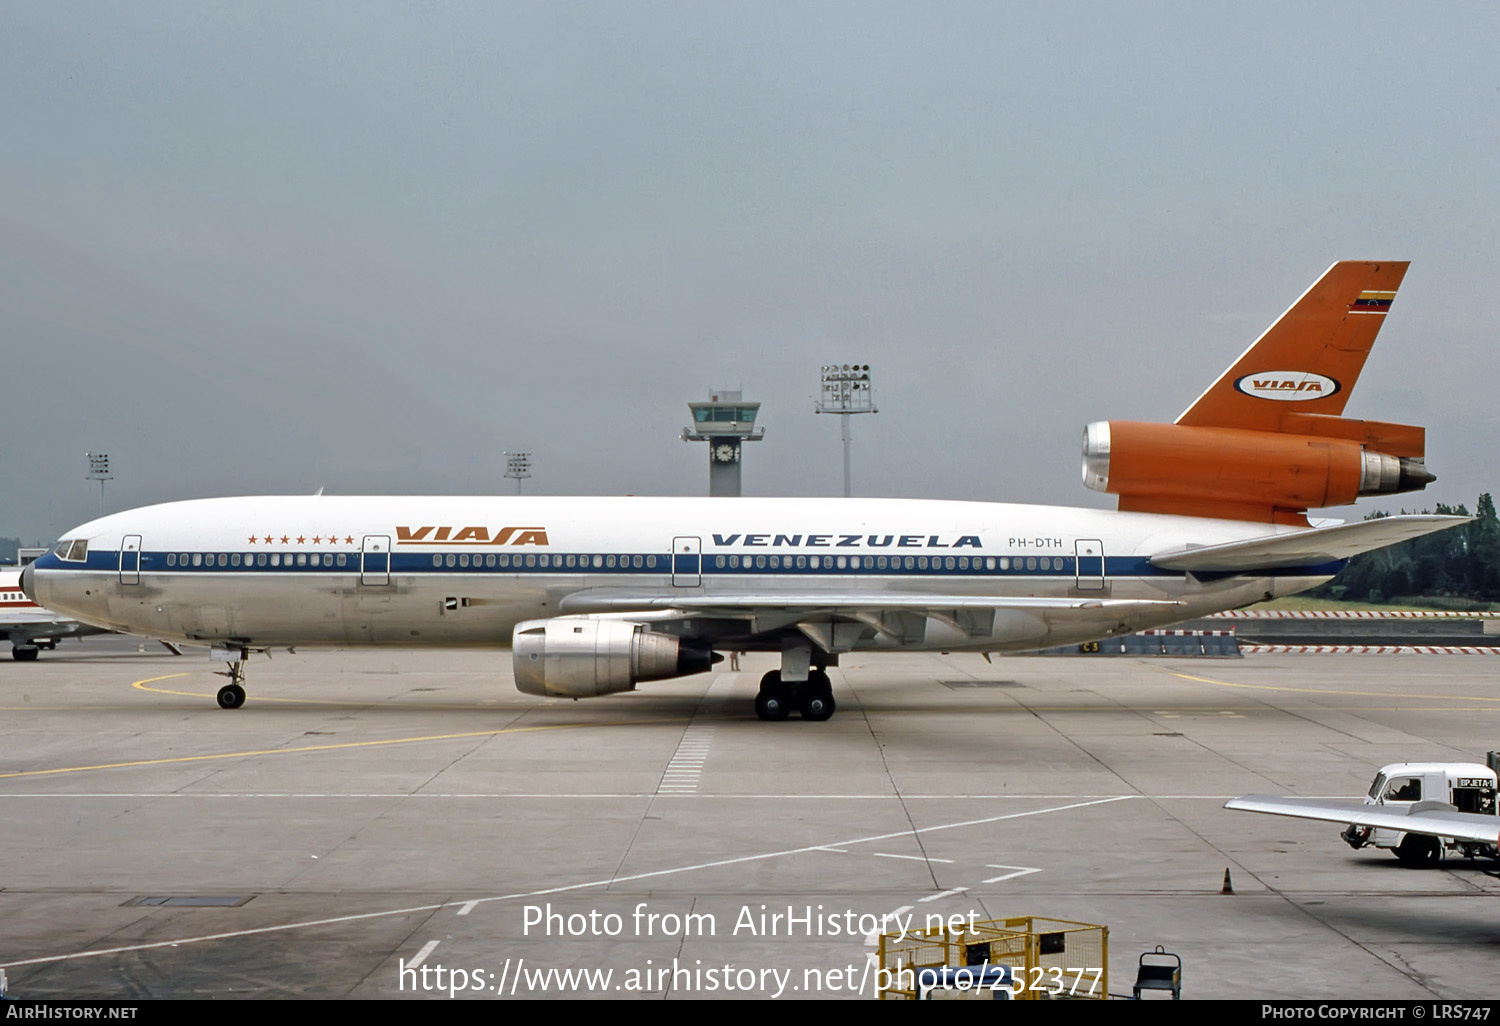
1367, 774, 1386, 800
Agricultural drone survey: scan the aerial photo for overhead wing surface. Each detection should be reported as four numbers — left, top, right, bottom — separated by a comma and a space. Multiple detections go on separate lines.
1225, 795, 1500, 846
1150, 514, 1469, 573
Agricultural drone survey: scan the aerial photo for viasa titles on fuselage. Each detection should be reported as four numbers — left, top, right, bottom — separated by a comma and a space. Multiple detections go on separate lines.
24, 262, 1466, 721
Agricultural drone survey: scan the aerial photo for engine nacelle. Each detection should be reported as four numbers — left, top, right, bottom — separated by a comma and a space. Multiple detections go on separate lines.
512, 617, 717, 698
1082, 421, 1434, 522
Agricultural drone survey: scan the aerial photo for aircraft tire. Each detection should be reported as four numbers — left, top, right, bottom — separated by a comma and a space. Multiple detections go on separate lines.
755, 671, 791, 721
755, 688, 791, 721
1394, 834, 1441, 868
12, 647, 39, 662
798, 688, 835, 722
217, 684, 246, 710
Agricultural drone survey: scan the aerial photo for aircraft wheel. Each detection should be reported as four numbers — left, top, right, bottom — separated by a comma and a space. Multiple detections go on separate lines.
217, 684, 247, 710
12, 647, 39, 662
1394, 834, 1441, 868
799, 688, 835, 721
754, 671, 790, 721
755, 689, 791, 721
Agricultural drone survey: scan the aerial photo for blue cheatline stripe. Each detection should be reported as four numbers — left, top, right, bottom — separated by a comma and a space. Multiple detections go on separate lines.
32, 548, 1343, 583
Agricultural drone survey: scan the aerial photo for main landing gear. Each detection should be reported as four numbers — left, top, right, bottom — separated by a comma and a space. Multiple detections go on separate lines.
755, 669, 835, 722
214, 650, 248, 709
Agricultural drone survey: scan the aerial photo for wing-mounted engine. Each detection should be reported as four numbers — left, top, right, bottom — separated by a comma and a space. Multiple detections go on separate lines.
512, 617, 718, 698
1082, 418, 1435, 525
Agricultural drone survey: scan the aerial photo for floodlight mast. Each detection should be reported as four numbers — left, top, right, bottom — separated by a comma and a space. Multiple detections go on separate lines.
85, 452, 112, 515
815, 365, 875, 497
504, 452, 532, 495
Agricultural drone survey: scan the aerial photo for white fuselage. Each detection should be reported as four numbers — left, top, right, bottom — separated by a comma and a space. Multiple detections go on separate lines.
25, 495, 1333, 653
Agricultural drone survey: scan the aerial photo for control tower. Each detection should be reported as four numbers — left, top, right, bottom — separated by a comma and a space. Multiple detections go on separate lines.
681, 389, 765, 497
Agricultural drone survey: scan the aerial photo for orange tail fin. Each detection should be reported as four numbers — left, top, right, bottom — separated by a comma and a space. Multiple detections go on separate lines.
1176, 260, 1408, 430
1083, 261, 1434, 524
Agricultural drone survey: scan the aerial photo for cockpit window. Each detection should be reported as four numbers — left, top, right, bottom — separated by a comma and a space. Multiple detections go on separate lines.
55, 539, 88, 562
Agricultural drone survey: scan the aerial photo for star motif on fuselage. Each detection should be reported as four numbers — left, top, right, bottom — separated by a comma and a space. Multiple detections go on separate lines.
296, 536, 306, 544
344, 536, 354, 544
280, 536, 290, 544
312, 536, 322, 544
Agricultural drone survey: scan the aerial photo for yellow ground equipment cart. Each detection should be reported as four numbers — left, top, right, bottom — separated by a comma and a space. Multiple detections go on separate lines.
877, 915, 1108, 1000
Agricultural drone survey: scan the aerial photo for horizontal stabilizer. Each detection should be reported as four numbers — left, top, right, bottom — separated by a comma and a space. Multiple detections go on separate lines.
1150, 514, 1469, 573
1225, 795, 1499, 846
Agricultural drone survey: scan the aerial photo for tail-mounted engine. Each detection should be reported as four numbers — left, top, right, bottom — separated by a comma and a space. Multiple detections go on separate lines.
512, 617, 718, 698
1082, 418, 1435, 525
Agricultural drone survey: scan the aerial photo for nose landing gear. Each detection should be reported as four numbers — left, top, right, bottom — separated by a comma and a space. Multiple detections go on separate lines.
213, 647, 249, 709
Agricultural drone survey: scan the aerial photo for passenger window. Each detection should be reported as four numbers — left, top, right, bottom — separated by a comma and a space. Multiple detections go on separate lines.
337, 554, 347, 567
231, 554, 241, 567
592, 555, 602, 568
633, 555, 643, 568
498, 554, 510, 567
271, 554, 281, 567
446, 554, 456, 568
296, 554, 306, 567
432, 554, 442, 567
192, 553, 203, 567
258, 554, 268, 567
167, 554, 176, 567
796, 556, 807, 569
486, 554, 496, 568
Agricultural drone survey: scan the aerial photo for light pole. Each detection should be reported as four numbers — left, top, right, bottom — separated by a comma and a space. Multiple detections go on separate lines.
815, 365, 876, 497
504, 452, 532, 495
85, 452, 112, 515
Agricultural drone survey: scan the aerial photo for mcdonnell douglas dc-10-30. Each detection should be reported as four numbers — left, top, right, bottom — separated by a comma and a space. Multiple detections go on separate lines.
23, 262, 1465, 720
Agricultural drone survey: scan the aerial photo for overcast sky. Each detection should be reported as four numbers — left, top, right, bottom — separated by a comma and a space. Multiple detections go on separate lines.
2, 2, 1496, 543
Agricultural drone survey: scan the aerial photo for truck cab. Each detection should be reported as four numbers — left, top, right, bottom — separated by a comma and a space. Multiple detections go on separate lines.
1341, 762, 1499, 866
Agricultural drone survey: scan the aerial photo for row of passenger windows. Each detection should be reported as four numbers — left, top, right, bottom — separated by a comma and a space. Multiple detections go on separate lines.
713, 554, 1065, 571
167, 552, 347, 568
156, 552, 1067, 572
430, 553, 661, 569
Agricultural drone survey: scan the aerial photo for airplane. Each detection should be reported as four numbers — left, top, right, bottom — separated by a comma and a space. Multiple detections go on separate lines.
21, 261, 1468, 719
0, 567, 111, 660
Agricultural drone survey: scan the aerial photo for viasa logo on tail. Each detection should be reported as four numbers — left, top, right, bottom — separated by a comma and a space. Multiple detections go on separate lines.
1233, 371, 1341, 402
396, 526, 549, 546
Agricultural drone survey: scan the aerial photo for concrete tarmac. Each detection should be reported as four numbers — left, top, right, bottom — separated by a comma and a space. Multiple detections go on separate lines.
2, 638, 1499, 1000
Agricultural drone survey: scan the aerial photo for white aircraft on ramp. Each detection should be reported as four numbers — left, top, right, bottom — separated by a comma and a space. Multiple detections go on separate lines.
0, 567, 111, 660
23, 262, 1466, 719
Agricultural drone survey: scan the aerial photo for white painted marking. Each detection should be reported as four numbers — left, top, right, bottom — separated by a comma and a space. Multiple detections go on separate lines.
982, 865, 1044, 884
0, 797, 1131, 971
406, 940, 439, 969
457, 902, 478, 916
872, 853, 954, 863
919, 887, 968, 902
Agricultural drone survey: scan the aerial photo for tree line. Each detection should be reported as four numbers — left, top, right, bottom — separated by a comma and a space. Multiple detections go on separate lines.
1309, 494, 1500, 606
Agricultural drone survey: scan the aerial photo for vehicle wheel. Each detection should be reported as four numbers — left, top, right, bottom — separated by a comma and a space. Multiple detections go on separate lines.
799, 688, 836, 721
755, 688, 791, 721
12, 647, 39, 662
1394, 835, 1441, 868
217, 684, 246, 710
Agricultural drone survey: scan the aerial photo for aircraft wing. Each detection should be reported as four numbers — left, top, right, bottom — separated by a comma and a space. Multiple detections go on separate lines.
558, 591, 1183, 617
1225, 795, 1500, 845
557, 590, 1184, 647
1150, 514, 1469, 573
